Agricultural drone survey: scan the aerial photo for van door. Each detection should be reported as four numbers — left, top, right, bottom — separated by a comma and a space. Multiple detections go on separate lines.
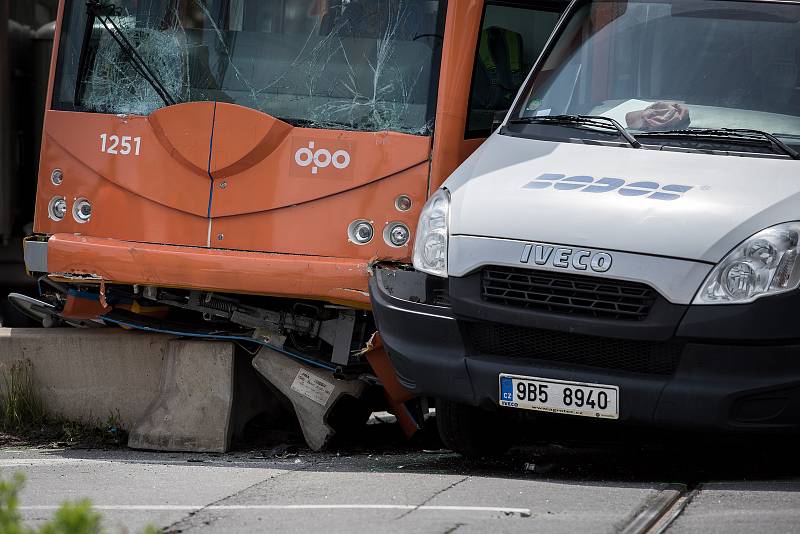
465, 1, 565, 139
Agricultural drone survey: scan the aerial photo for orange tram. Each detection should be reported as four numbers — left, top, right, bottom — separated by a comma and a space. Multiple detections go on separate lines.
18, 0, 566, 437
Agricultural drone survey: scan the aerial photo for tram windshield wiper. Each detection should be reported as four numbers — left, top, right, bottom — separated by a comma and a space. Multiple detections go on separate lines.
635, 128, 800, 159
508, 114, 642, 149
75, 0, 177, 108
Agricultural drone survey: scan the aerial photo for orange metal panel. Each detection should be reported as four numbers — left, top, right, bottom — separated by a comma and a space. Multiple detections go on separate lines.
46, 234, 371, 306
429, 0, 486, 191
364, 335, 416, 404
210, 103, 431, 217
39, 106, 214, 218
44, 0, 65, 111
209, 102, 293, 174
365, 336, 419, 437
211, 161, 428, 258
149, 103, 218, 174
61, 293, 110, 320
34, 133, 210, 246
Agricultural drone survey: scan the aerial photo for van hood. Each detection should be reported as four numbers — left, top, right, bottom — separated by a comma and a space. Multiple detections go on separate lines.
445, 134, 800, 263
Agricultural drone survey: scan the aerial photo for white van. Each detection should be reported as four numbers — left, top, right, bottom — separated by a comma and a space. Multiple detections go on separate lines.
370, 0, 800, 455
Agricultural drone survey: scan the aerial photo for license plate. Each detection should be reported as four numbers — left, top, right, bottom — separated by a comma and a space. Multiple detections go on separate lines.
499, 374, 619, 419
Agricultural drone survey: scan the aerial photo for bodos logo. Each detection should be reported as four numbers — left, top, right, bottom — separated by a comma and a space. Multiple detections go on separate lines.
524, 173, 694, 201
293, 141, 351, 176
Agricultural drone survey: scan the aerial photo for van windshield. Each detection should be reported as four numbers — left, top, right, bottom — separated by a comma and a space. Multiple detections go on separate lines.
52, 0, 445, 135
511, 0, 800, 149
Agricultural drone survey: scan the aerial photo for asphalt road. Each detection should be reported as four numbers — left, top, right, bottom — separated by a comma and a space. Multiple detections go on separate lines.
4, 430, 800, 534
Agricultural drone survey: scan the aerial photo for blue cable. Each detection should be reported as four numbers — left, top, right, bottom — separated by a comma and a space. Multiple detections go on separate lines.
101, 316, 338, 372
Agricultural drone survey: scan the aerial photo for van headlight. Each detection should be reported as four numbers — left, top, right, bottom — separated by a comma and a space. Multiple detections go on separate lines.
412, 188, 450, 278
694, 222, 800, 304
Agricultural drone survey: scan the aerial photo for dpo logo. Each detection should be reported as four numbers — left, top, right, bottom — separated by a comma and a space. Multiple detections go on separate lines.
524, 173, 693, 201
294, 141, 351, 175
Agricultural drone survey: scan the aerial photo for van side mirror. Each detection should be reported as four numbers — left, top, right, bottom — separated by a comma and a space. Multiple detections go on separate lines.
491, 110, 509, 133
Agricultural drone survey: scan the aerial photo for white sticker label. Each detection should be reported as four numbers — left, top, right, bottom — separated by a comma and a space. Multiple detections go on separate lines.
291, 369, 335, 406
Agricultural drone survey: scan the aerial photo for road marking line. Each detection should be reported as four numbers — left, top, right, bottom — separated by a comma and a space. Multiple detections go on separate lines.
20, 504, 531, 515
0, 459, 282, 467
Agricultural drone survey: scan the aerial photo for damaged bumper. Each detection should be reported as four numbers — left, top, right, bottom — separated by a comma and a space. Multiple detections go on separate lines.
370, 267, 800, 434
26, 233, 371, 306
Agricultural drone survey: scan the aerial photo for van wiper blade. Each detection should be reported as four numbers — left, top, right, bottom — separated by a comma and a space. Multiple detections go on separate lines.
508, 114, 642, 149
77, 0, 177, 108
636, 128, 800, 160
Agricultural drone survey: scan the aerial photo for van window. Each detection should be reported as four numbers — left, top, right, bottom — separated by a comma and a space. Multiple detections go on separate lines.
465, 2, 562, 138
511, 0, 800, 150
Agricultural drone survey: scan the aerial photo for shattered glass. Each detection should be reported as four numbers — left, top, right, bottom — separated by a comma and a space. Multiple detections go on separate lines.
54, 0, 446, 135
82, 23, 186, 116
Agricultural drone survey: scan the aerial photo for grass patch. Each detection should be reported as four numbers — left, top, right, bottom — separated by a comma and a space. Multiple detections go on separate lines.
0, 360, 126, 449
1, 361, 46, 432
0, 472, 162, 534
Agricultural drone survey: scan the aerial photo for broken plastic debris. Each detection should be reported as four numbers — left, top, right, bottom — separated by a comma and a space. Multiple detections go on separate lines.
422, 449, 451, 454
524, 462, 536, 471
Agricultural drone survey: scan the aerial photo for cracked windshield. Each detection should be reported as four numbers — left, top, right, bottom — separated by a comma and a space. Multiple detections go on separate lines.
53, 0, 445, 134
512, 0, 800, 147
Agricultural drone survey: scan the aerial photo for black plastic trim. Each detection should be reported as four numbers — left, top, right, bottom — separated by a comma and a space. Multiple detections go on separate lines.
678, 288, 800, 342
449, 271, 688, 341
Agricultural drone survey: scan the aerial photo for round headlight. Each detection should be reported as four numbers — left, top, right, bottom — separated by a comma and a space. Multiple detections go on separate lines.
395, 195, 412, 212
348, 220, 374, 245
73, 198, 92, 223
51, 169, 64, 186
384, 222, 410, 247
48, 196, 67, 221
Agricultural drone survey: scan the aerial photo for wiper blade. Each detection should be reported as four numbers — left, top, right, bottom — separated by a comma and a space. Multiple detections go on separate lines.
286, 118, 360, 130
78, 1, 177, 108
636, 128, 800, 160
508, 114, 642, 149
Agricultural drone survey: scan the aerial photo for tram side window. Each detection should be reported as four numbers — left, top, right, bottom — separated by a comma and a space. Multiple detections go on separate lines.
465, 2, 562, 138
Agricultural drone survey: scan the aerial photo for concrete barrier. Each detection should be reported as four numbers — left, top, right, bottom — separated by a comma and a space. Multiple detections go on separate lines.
128, 340, 234, 453
0, 328, 237, 452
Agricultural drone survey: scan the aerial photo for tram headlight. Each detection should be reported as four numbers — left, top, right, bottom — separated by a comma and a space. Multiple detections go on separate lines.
73, 198, 92, 223
348, 219, 374, 245
48, 197, 67, 221
385, 223, 411, 247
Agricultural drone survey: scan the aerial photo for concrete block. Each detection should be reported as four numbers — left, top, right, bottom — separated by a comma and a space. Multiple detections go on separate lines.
128, 340, 235, 453
252, 347, 365, 450
0, 328, 237, 453
0, 328, 170, 428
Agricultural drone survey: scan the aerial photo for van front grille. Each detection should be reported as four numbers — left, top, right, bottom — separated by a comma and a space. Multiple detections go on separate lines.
481, 266, 656, 321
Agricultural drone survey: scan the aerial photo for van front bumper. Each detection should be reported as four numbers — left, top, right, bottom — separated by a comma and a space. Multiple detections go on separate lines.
370, 268, 800, 433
